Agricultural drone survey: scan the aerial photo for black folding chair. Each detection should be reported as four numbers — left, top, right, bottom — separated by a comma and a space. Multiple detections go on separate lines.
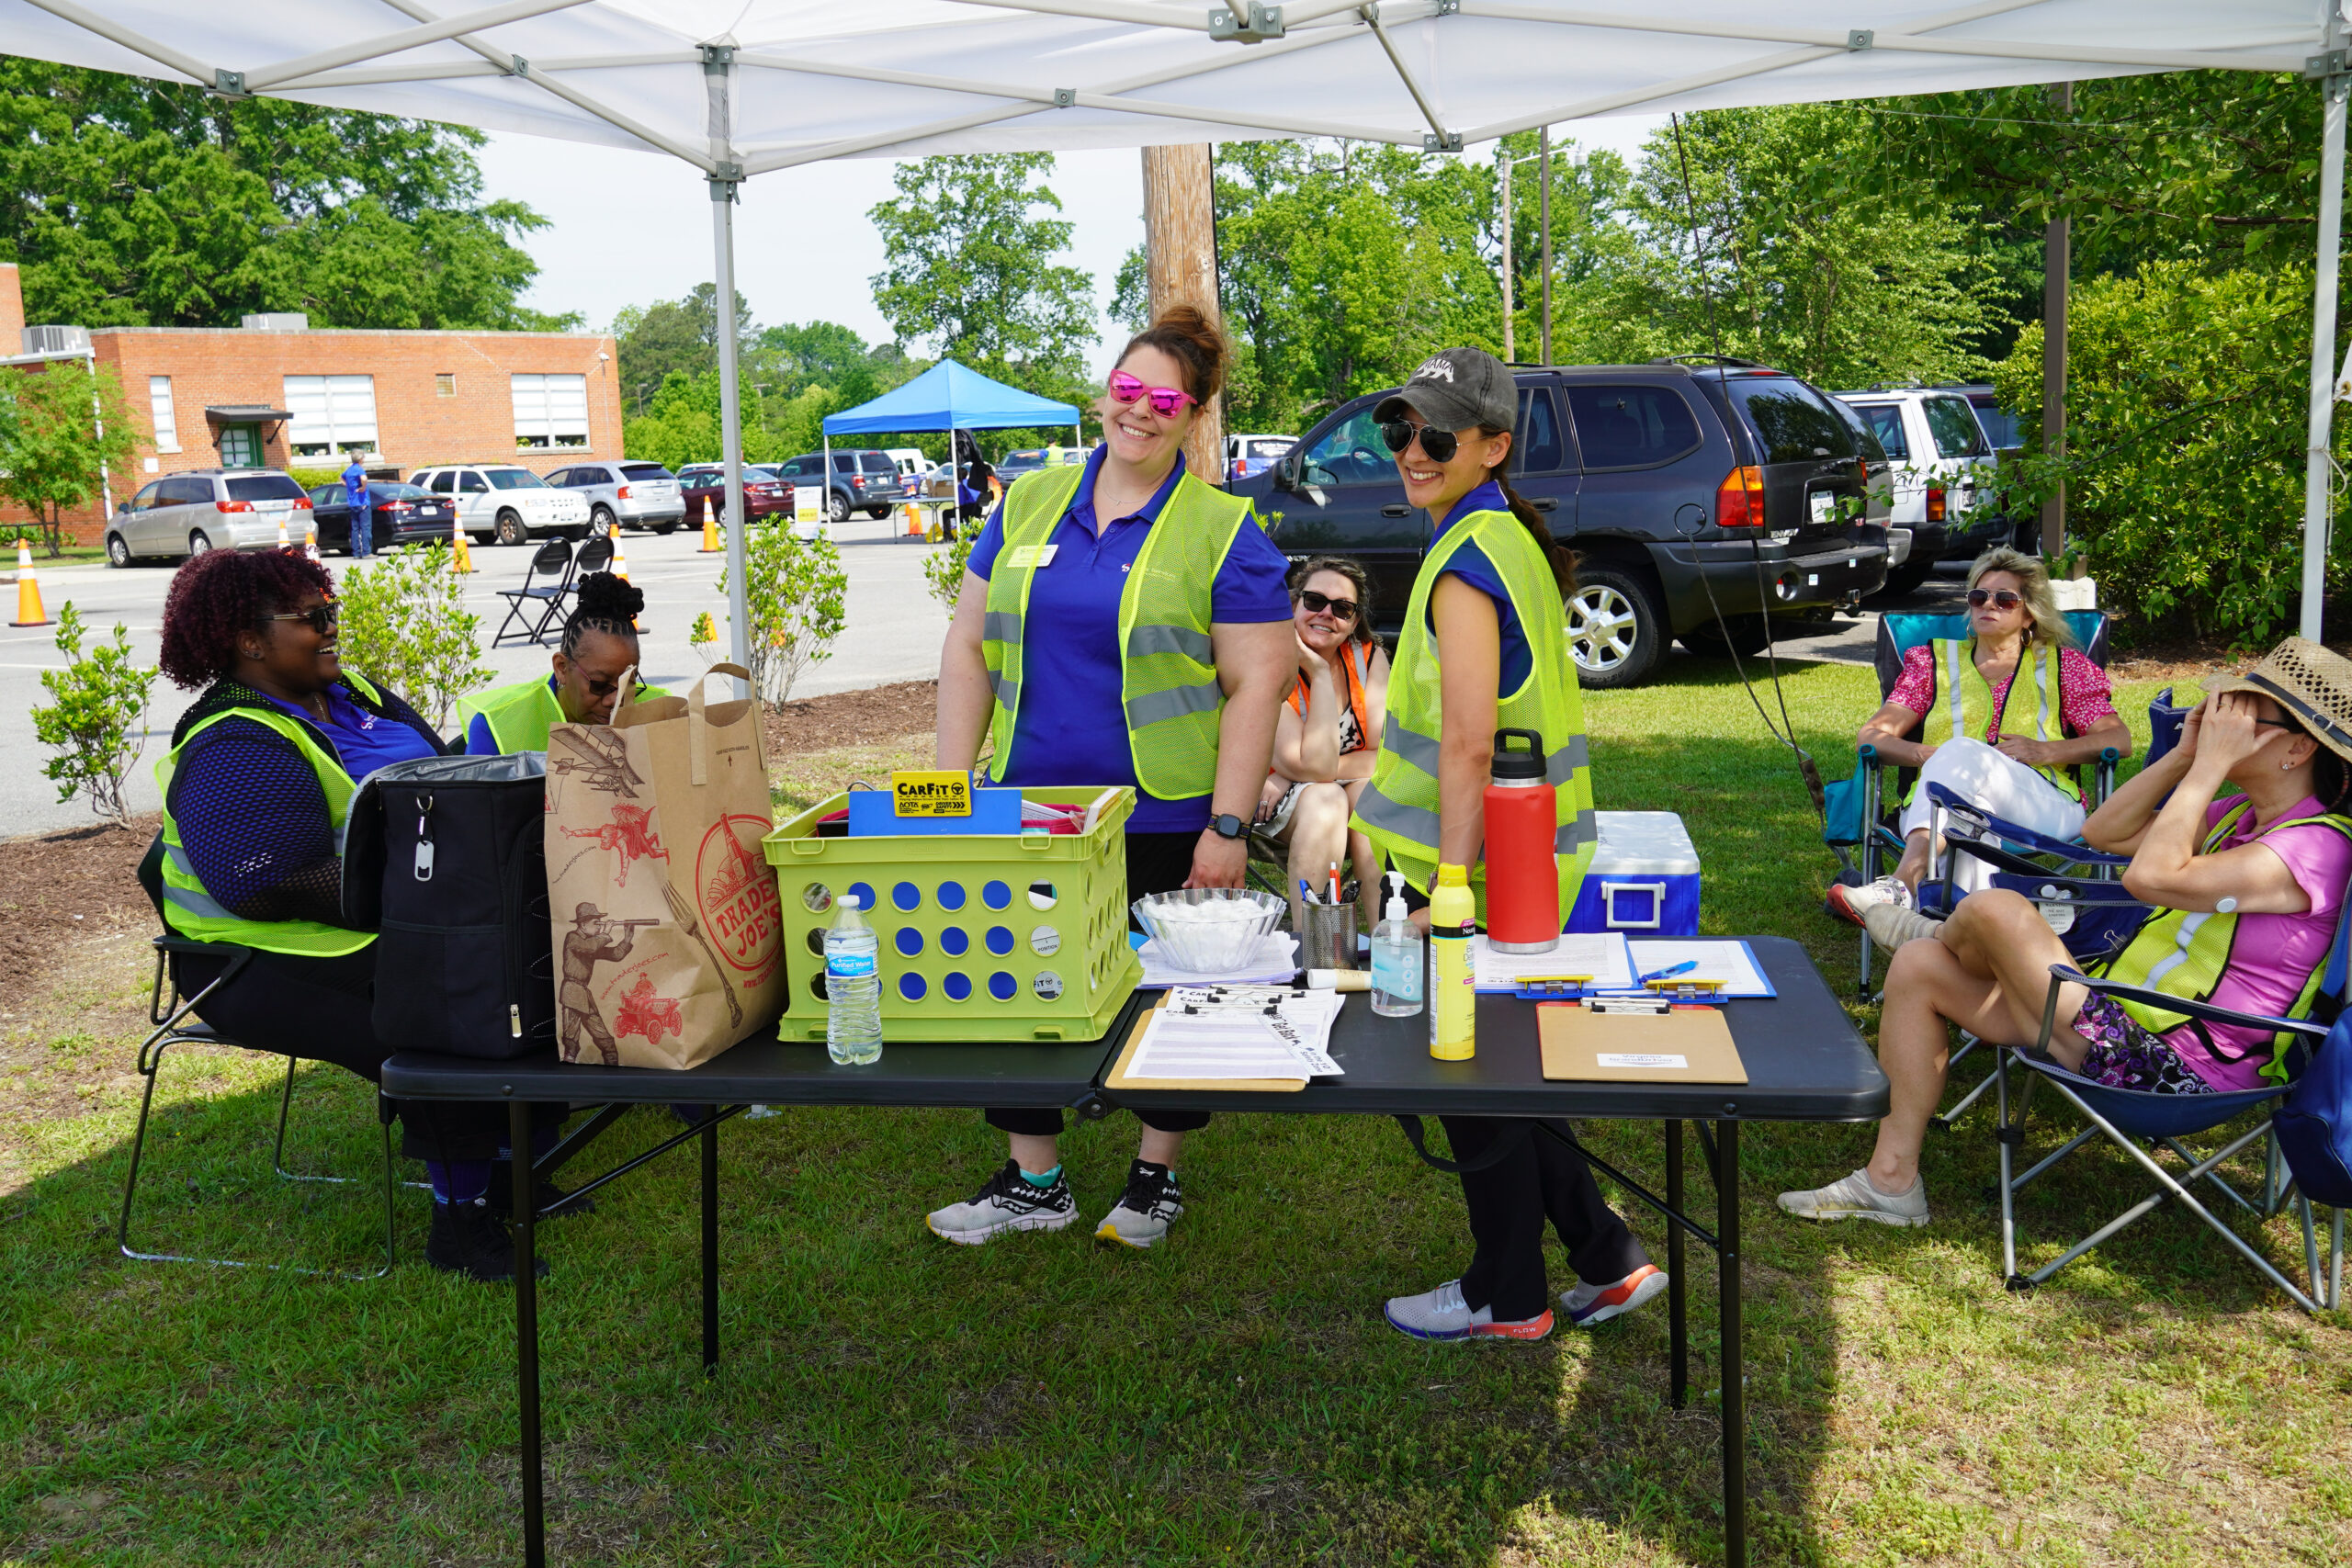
492, 538, 577, 648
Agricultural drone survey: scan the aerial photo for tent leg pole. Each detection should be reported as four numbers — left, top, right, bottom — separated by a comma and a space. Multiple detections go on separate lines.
705, 48, 751, 690
2303, 39, 2347, 643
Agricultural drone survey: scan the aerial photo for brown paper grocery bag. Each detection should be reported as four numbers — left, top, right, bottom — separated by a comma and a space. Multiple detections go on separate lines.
544, 663, 784, 1068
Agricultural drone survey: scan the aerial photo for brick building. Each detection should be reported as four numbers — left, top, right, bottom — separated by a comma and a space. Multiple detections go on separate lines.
0, 263, 622, 543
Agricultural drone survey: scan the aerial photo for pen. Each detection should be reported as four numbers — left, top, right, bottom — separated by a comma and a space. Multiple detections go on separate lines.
1637, 960, 1699, 985
1299, 878, 1317, 905
1328, 863, 1340, 904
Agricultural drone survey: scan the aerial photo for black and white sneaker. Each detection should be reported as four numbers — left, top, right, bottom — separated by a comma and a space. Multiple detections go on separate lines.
1094, 1159, 1183, 1250
425, 1197, 551, 1282
924, 1159, 1078, 1245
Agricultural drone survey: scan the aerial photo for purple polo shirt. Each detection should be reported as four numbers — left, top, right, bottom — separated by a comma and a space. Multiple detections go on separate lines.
968, 447, 1292, 832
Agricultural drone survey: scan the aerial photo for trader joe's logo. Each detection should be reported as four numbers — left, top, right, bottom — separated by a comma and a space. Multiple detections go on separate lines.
697, 814, 781, 985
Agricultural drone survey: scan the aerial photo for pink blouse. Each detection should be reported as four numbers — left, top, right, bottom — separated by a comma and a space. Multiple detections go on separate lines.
1887, 643, 2115, 741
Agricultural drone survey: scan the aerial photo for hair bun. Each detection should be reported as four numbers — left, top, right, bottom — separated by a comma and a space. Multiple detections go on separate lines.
572, 570, 643, 625
1119, 303, 1229, 404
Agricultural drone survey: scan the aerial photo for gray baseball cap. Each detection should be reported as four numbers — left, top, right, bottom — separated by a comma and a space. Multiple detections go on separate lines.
1374, 347, 1517, 434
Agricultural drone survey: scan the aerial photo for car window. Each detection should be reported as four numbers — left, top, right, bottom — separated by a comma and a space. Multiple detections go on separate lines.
486, 468, 545, 490
1564, 385, 1702, 470
378, 482, 430, 500
458, 471, 487, 493
160, 476, 217, 505
1726, 378, 1855, 465
225, 474, 306, 502
308, 485, 339, 506
1968, 394, 2019, 449
1300, 408, 1394, 486
620, 463, 674, 481
1848, 403, 1909, 460
1923, 397, 1989, 458
859, 452, 895, 473
427, 472, 453, 493
130, 481, 166, 510
1516, 387, 1565, 473
1245, 438, 1293, 459
832, 454, 856, 472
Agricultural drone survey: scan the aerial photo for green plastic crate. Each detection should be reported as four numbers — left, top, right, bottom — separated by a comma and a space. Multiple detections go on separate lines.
763, 785, 1142, 1043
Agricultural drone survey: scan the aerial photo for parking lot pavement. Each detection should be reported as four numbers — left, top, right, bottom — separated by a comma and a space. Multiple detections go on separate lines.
0, 514, 949, 840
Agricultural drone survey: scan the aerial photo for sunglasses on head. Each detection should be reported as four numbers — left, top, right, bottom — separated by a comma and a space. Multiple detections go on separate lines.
267, 603, 340, 636
1106, 368, 1198, 418
1295, 588, 1359, 622
1381, 420, 1461, 463
1966, 588, 2024, 611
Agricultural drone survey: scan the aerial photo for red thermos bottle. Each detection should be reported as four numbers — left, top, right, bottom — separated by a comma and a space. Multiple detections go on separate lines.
1483, 728, 1559, 953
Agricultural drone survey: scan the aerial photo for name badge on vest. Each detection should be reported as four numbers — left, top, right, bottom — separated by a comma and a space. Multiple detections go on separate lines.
1004, 544, 1059, 570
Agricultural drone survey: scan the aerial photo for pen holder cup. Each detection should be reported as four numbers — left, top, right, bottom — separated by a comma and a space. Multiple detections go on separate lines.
1301, 902, 1360, 972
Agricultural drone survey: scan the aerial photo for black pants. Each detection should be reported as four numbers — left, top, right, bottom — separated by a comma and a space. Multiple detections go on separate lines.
1443, 1116, 1652, 1322
173, 944, 563, 1164
987, 829, 1211, 1140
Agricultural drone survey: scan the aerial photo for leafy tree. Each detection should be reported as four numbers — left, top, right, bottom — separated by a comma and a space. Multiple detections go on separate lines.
0, 61, 572, 330
30, 602, 156, 824
0, 359, 140, 557
335, 543, 492, 731
612, 285, 758, 407
868, 154, 1097, 393
761, 321, 876, 397
622, 368, 784, 471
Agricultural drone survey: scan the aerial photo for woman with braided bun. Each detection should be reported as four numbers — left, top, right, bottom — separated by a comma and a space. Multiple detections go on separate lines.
458, 571, 651, 755
154, 548, 565, 1283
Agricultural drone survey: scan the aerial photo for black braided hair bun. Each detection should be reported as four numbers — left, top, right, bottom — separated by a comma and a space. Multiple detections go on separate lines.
572, 570, 643, 627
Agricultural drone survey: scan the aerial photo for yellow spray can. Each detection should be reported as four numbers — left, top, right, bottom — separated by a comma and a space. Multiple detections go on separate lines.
1429, 863, 1476, 1060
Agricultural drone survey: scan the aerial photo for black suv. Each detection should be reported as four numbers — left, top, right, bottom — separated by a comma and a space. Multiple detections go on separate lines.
1237, 358, 1890, 687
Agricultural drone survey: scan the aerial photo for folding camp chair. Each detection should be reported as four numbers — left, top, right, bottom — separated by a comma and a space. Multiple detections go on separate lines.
120, 835, 415, 1280
1994, 959, 2344, 1312
491, 538, 577, 648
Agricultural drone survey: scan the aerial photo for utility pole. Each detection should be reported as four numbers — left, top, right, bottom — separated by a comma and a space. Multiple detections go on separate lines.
2041, 81, 2071, 571
1141, 143, 1227, 480
1499, 150, 1514, 362
1538, 125, 1554, 367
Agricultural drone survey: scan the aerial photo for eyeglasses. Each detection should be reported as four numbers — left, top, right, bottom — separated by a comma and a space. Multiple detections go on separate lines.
266, 604, 340, 635
1295, 588, 1359, 622
1966, 588, 2024, 611
1381, 420, 1460, 464
1106, 369, 1198, 418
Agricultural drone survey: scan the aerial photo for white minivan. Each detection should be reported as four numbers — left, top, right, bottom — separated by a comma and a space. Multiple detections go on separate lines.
407, 464, 592, 547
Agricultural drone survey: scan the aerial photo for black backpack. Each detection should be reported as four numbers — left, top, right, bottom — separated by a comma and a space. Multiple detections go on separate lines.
344, 752, 555, 1059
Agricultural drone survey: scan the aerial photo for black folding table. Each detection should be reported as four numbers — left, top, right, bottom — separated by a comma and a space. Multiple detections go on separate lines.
382, 934, 1885, 1568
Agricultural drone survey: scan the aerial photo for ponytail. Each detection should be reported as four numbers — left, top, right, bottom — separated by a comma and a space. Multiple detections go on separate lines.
1476, 424, 1576, 597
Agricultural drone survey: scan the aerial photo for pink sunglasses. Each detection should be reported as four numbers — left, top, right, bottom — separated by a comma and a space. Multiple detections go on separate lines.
1106, 368, 1198, 419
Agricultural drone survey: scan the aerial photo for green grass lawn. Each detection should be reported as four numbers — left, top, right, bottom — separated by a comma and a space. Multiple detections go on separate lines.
5, 658, 2346, 1567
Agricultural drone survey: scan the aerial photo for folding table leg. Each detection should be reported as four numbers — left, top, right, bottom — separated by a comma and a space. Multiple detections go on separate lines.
1665, 1119, 1687, 1410
1717, 1121, 1745, 1568
511, 1099, 546, 1568
702, 1113, 720, 1374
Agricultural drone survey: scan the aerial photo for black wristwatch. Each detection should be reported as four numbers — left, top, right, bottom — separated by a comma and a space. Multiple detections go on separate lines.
1207, 813, 1247, 841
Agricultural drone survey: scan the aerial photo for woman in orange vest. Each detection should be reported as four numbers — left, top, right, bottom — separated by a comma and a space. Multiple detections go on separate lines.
1255, 556, 1389, 933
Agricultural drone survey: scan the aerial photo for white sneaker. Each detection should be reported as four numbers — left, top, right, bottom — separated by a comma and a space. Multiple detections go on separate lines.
1827, 875, 1911, 928
1776, 1168, 1930, 1227
925, 1159, 1078, 1244
1383, 1279, 1554, 1341
1561, 1263, 1669, 1327
1094, 1159, 1183, 1249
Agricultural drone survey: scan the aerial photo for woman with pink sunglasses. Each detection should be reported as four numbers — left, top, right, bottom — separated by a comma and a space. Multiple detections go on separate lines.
927, 305, 1295, 1252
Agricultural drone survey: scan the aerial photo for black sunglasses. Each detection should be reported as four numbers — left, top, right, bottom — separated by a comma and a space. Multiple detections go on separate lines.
267, 604, 340, 636
1295, 588, 1359, 622
1381, 420, 1459, 464
1966, 588, 2023, 611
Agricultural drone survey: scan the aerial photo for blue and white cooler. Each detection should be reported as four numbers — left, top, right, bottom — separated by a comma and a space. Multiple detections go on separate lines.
1566, 811, 1700, 937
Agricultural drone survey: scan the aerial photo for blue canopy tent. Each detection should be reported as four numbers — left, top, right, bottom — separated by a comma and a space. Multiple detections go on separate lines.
821, 360, 1081, 524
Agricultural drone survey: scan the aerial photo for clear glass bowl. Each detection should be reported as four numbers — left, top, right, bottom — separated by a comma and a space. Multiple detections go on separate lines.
1130, 887, 1287, 975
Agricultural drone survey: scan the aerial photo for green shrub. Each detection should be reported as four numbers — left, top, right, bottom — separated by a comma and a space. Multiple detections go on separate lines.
334, 543, 492, 730
30, 601, 157, 823
921, 525, 975, 611
718, 525, 848, 707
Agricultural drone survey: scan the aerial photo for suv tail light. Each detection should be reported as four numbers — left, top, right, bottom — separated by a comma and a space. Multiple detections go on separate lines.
1926, 485, 1947, 523
1715, 465, 1766, 527
215, 499, 253, 513
616, 485, 631, 500
294, 496, 312, 510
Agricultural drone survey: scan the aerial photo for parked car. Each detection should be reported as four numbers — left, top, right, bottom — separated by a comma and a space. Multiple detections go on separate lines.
990, 446, 1087, 488
548, 460, 686, 535
776, 448, 918, 523
675, 463, 797, 532
1234, 356, 1889, 688
303, 480, 459, 554
406, 464, 590, 546
1226, 432, 1295, 482
883, 447, 930, 479
106, 468, 312, 565
1832, 386, 2005, 586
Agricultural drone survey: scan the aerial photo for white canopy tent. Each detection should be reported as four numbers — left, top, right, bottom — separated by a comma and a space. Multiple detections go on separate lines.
3, 0, 2344, 660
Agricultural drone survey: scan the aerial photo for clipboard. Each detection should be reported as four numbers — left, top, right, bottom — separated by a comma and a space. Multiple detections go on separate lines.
1102, 995, 1308, 1093
1537, 1000, 1748, 1084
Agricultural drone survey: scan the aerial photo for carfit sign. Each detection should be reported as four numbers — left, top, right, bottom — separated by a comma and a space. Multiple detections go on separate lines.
891, 770, 972, 818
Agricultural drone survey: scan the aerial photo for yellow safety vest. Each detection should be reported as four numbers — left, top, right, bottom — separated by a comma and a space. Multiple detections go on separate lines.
1352, 507, 1594, 919
2103, 800, 2352, 1082
1924, 637, 2064, 793
154, 675, 394, 958
980, 461, 1256, 800
455, 673, 659, 755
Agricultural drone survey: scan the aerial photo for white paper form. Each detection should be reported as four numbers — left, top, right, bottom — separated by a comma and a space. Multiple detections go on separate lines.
1125, 1010, 1312, 1083
1471, 932, 1634, 992
1136, 987, 1348, 1079
1600, 940, 1775, 998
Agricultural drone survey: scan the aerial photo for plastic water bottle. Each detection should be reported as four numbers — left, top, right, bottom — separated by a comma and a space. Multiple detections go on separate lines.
824, 893, 883, 1065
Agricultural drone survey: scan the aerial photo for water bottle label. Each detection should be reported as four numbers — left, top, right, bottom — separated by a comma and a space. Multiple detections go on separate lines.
827, 952, 876, 978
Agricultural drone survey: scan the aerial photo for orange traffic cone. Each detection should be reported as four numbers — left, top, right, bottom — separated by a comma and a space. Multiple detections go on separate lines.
10, 539, 50, 627
610, 535, 643, 630
276, 515, 290, 550
901, 502, 923, 538
303, 518, 321, 562
450, 515, 475, 574
699, 506, 722, 553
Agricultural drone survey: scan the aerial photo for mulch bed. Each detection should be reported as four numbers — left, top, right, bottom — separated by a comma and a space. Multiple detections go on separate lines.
0, 817, 155, 995
763, 680, 937, 759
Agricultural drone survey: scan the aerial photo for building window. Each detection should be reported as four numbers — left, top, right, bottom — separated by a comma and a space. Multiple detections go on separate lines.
149, 376, 178, 452
283, 374, 379, 457
219, 425, 260, 467
511, 372, 589, 450
435, 372, 456, 397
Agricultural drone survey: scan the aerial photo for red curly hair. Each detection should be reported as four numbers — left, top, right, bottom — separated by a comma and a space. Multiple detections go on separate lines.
159, 549, 335, 690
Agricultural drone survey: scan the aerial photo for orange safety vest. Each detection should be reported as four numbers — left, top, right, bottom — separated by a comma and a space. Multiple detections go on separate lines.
1285, 637, 1375, 755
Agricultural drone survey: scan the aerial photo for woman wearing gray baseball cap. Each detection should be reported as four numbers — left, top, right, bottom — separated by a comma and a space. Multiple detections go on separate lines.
1358, 346, 1667, 1343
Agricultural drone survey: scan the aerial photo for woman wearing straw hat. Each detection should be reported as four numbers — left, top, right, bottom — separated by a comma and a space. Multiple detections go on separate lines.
1782, 637, 2352, 1228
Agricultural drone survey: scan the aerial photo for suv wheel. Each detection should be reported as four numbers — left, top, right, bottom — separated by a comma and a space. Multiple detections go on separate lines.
590, 504, 616, 534
1567, 565, 1664, 689
187, 530, 213, 558
494, 509, 527, 547
651, 522, 676, 536
105, 532, 131, 568
865, 505, 890, 520
827, 491, 850, 525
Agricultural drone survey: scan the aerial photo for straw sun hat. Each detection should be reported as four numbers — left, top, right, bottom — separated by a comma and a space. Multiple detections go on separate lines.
2206, 637, 2352, 765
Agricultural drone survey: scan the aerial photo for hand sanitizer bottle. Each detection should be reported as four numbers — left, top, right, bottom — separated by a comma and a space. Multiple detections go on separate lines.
1370, 871, 1424, 1019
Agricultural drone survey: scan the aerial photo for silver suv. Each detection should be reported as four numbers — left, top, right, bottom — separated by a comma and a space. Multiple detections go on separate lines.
548, 460, 685, 535
107, 468, 313, 565
1832, 387, 2003, 595
406, 464, 591, 547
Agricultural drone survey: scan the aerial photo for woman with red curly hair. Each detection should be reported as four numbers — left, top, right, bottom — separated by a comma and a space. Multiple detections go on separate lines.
154, 548, 560, 1282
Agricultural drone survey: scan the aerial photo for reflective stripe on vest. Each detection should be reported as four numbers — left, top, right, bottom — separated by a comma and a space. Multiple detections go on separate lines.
1351, 507, 1593, 919
979, 462, 1254, 800
154, 679, 384, 958
2104, 801, 2352, 1082
1928, 637, 2064, 791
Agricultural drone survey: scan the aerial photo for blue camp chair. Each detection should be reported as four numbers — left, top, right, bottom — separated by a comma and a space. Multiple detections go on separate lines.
1995, 958, 2344, 1312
